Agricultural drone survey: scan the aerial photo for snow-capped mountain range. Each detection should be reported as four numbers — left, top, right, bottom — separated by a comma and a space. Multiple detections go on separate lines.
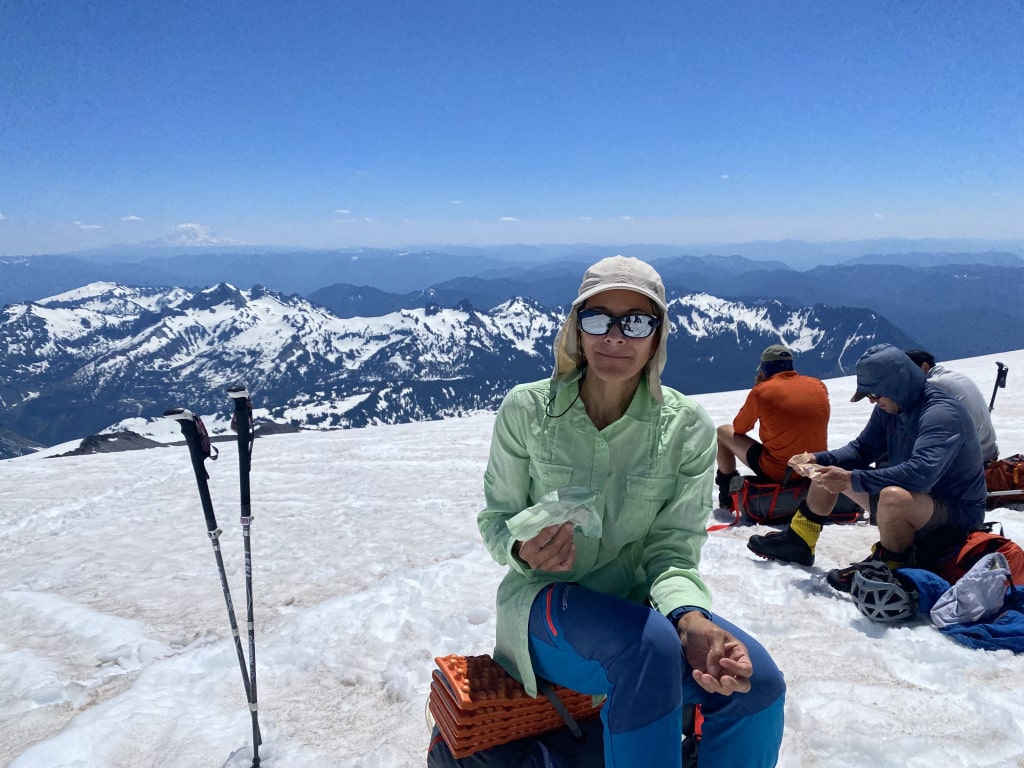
0, 281, 914, 458
4, 245, 1023, 360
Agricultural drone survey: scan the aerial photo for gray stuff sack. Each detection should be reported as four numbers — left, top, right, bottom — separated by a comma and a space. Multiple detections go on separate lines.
930, 552, 1011, 629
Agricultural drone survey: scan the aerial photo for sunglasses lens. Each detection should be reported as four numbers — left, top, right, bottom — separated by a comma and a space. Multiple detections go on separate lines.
578, 310, 659, 338
620, 314, 658, 338
578, 311, 613, 335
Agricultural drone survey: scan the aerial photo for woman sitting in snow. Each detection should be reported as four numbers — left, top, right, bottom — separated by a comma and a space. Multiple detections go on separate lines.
474, 256, 786, 767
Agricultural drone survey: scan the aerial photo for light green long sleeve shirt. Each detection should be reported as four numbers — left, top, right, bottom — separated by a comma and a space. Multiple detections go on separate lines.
478, 369, 716, 695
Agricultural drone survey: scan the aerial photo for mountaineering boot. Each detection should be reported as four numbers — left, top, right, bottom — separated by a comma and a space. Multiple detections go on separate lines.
716, 470, 741, 509
827, 542, 917, 593
746, 503, 827, 567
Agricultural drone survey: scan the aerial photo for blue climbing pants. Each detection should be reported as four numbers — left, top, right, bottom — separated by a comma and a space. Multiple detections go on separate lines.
528, 583, 786, 768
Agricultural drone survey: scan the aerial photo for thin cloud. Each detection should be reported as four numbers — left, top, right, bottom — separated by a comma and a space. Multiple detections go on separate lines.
499, 216, 519, 222
0, 212, 6, 220
450, 200, 463, 206
620, 216, 635, 221
121, 215, 142, 222
332, 212, 372, 225
73, 221, 102, 230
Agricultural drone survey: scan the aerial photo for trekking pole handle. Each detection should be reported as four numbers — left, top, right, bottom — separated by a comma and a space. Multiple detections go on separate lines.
227, 383, 251, 400
227, 383, 254, 517
164, 407, 220, 533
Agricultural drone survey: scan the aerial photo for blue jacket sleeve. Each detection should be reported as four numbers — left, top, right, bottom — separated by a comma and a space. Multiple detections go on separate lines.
815, 408, 887, 470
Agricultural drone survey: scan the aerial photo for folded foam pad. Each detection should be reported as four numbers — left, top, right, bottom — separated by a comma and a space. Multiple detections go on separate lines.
429, 654, 602, 758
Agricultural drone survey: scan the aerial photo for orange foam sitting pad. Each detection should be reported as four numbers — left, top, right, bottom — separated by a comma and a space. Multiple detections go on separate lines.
429, 653, 603, 759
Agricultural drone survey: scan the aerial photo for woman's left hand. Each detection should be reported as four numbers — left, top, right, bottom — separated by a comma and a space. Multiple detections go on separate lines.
676, 613, 753, 695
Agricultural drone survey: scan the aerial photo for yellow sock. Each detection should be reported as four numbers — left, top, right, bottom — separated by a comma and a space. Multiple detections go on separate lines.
790, 511, 823, 554
871, 542, 913, 570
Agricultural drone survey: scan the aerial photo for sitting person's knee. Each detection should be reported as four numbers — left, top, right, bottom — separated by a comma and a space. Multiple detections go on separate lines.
878, 485, 913, 509
641, 612, 685, 667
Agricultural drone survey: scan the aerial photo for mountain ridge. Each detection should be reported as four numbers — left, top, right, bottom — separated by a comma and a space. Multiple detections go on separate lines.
0, 281, 915, 458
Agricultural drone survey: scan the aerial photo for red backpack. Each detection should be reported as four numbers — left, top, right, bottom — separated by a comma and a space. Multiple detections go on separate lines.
932, 524, 1024, 585
985, 454, 1024, 508
729, 476, 862, 526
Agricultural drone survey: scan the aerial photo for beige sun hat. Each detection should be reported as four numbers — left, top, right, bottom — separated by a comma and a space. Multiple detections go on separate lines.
552, 255, 671, 402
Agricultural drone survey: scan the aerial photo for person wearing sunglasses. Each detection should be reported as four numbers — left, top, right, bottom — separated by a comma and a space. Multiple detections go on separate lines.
748, 343, 987, 591
475, 256, 785, 767
714, 344, 831, 511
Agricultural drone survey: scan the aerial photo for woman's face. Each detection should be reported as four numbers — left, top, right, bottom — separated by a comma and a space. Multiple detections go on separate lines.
578, 289, 659, 387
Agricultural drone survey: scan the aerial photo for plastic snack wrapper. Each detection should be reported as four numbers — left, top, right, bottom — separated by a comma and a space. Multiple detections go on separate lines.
792, 462, 820, 478
506, 487, 602, 542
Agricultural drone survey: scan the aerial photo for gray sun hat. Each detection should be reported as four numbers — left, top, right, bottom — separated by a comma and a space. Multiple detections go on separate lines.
552, 255, 670, 402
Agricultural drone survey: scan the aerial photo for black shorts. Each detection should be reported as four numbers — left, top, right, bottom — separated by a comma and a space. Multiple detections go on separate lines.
745, 442, 767, 477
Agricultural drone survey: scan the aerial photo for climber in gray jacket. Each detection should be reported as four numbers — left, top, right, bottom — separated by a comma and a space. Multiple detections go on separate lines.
905, 348, 998, 464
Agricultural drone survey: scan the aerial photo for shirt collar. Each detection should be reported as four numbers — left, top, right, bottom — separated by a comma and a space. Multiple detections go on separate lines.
550, 368, 655, 424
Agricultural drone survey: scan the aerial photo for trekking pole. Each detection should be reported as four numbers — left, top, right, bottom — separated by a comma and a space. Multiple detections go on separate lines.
989, 362, 1008, 412
227, 384, 262, 766
164, 407, 260, 767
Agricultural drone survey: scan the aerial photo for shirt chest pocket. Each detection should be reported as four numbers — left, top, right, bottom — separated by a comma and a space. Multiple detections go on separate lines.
528, 461, 574, 502
627, 475, 677, 508
602, 475, 677, 549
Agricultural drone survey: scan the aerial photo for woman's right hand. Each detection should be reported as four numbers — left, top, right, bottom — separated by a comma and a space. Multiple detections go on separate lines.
514, 522, 576, 571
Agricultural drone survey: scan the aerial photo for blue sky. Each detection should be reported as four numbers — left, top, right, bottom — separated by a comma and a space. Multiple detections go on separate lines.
1, 1, 1022, 256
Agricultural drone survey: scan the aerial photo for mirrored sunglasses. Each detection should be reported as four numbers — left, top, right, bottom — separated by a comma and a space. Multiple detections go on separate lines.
577, 309, 661, 339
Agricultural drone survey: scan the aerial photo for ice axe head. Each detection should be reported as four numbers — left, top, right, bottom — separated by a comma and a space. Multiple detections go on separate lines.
989, 362, 1009, 412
